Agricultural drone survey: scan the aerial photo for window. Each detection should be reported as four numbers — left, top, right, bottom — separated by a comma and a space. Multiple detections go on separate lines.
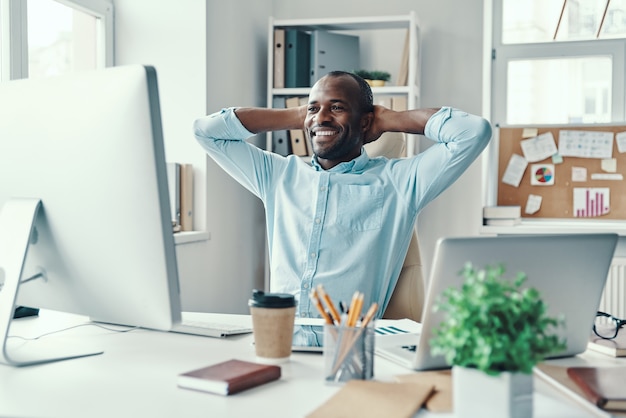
0, 0, 113, 82
491, 0, 626, 125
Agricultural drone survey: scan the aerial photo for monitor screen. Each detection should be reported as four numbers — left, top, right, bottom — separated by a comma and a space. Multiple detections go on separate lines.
0, 65, 182, 365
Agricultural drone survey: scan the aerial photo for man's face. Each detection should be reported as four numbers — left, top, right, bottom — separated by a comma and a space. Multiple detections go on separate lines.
304, 75, 369, 168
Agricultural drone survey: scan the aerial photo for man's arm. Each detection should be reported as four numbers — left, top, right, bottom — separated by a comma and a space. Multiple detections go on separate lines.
364, 106, 441, 144
234, 106, 307, 134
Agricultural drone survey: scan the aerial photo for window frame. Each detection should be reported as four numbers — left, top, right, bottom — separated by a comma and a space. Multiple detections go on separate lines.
490, 0, 626, 126
0, 0, 113, 82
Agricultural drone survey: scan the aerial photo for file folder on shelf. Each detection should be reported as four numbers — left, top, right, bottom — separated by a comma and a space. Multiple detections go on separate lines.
271, 96, 291, 156
285, 29, 311, 88
309, 30, 360, 85
273, 29, 285, 89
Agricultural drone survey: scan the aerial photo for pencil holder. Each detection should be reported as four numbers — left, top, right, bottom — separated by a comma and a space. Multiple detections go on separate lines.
323, 323, 374, 384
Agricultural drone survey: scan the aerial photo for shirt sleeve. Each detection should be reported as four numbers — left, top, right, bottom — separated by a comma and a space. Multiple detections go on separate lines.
193, 107, 278, 200
399, 107, 492, 212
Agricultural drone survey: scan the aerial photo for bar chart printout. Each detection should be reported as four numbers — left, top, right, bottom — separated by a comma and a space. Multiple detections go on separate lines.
573, 188, 610, 218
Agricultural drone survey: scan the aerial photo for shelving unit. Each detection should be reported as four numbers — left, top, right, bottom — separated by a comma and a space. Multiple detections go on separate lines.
266, 12, 421, 156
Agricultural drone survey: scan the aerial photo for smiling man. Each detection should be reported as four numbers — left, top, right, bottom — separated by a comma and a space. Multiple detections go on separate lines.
194, 71, 491, 328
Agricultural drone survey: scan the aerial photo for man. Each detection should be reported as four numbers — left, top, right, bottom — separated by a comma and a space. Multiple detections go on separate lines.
194, 71, 491, 329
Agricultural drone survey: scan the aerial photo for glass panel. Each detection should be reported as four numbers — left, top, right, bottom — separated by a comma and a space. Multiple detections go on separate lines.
600, 0, 626, 38
503, 0, 626, 43
27, 0, 98, 78
506, 56, 612, 124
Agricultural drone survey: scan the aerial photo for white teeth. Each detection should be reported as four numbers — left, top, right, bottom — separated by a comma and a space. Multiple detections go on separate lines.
315, 130, 336, 136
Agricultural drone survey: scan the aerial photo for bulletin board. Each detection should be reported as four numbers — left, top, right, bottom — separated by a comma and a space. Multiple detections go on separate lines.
497, 124, 626, 220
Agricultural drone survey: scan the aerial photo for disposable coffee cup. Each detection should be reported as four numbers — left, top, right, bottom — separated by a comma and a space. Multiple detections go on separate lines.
249, 289, 297, 364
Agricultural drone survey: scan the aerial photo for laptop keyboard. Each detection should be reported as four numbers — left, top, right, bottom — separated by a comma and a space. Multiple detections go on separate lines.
171, 319, 253, 338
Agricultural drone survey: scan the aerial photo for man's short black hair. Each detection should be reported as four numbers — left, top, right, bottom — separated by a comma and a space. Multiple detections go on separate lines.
326, 70, 374, 114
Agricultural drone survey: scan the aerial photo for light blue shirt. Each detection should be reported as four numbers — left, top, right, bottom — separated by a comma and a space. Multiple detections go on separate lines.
194, 107, 491, 329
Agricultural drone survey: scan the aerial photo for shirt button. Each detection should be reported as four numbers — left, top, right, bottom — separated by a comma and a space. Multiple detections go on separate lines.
320, 186, 326, 191
315, 218, 321, 224
303, 283, 310, 289
310, 253, 316, 259
300, 312, 308, 318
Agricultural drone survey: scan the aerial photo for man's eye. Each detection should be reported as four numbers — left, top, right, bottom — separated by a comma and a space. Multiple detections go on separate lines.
331, 105, 344, 111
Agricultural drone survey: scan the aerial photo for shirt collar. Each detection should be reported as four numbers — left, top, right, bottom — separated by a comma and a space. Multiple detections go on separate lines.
311, 148, 370, 173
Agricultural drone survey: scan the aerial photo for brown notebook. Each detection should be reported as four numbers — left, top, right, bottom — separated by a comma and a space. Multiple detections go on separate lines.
178, 359, 281, 396
567, 366, 626, 411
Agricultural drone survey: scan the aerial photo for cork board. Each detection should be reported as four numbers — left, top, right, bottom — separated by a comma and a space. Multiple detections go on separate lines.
497, 125, 626, 219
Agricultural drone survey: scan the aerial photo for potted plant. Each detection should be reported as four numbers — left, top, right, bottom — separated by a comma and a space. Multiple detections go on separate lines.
369, 70, 391, 86
430, 263, 566, 418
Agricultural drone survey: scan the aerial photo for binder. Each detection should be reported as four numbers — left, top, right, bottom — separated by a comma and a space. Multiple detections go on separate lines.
310, 30, 360, 85
285, 96, 308, 156
166, 162, 180, 228
271, 96, 290, 156
180, 163, 194, 231
285, 29, 311, 88
299, 96, 313, 156
273, 29, 285, 89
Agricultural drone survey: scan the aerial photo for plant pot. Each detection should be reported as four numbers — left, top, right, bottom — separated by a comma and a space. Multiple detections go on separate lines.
370, 79, 386, 87
452, 366, 533, 418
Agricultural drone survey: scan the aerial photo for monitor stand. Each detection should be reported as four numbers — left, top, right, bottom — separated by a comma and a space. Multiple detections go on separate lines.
0, 198, 103, 367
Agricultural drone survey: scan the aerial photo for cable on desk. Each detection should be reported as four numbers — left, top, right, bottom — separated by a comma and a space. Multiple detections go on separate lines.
8, 322, 140, 341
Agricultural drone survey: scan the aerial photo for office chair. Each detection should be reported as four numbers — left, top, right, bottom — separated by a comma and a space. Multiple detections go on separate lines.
364, 132, 425, 323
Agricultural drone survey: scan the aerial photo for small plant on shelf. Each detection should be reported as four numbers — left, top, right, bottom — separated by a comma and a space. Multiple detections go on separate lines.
369, 70, 391, 82
352, 69, 372, 80
430, 262, 566, 376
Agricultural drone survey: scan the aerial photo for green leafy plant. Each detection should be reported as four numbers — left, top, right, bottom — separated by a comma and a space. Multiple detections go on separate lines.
430, 263, 566, 376
353, 69, 372, 80
369, 70, 390, 81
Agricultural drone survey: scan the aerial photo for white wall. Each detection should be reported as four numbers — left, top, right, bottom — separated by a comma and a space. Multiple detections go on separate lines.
114, 0, 487, 313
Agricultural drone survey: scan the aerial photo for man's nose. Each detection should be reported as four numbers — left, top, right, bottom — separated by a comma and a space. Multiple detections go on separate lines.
315, 107, 332, 123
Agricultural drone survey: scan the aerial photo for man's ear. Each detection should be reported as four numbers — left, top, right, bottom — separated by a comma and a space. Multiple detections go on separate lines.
360, 112, 373, 133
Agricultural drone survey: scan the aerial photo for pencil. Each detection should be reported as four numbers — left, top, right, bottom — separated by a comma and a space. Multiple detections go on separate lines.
359, 302, 378, 328
317, 285, 341, 325
348, 293, 364, 327
309, 289, 333, 324
346, 291, 360, 327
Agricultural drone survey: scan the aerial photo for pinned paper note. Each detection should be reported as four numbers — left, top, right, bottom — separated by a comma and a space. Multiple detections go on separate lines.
525, 194, 542, 215
520, 132, 558, 163
530, 164, 555, 186
601, 158, 617, 173
522, 128, 538, 138
502, 154, 528, 187
591, 173, 624, 181
572, 167, 587, 182
573, 188, 610, 217
616, 131, 626, 153
558, 130, 613, 159
551, 153, 563, 164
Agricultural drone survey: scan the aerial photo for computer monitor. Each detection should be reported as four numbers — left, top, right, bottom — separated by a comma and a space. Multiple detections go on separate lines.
0, 65, 182, 366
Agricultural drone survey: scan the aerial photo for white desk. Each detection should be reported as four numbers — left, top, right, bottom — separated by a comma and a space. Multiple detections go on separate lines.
0, 310, 622, 418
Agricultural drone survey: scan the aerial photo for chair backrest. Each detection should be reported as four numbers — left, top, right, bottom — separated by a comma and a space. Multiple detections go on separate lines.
364, 132, 425, 322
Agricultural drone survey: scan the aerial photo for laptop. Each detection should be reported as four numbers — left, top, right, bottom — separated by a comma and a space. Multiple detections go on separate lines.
375, 233, 619, 371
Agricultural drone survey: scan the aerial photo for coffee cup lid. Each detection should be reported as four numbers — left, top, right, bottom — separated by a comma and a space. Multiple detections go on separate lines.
249, 289, 296, 308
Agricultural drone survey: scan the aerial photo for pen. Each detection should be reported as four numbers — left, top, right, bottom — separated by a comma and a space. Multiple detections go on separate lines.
317, 285, 341, 325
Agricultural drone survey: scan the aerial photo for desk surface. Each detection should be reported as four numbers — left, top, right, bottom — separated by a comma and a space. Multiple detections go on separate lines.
1, 310, 624, 418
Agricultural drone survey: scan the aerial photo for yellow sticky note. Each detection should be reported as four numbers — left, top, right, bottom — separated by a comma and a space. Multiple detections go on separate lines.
601, 158, 617, 173
522, 128, 538, 138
